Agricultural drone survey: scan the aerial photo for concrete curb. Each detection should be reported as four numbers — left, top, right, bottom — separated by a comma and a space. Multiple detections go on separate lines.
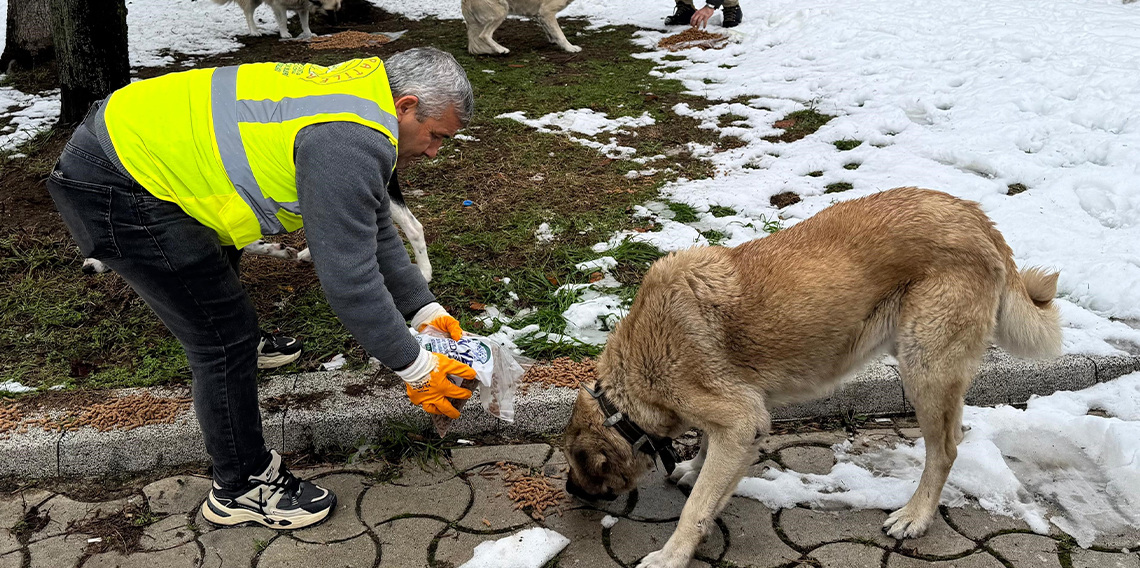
2, 349, 1138, 479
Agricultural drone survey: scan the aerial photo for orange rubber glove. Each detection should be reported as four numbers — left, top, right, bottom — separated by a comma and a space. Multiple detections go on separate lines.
411, 302, 464, 340
404, 352, 476, 419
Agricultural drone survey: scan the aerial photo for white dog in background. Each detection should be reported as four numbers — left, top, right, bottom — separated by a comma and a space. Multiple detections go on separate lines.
462, 0, 581, 55
212, 0, 342, 40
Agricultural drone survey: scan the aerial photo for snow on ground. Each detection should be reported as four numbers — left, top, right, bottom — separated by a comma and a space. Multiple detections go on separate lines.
0, 380, 35, 394
458, 527, 570, 568
498, 109, 655, 159
736, 372, 1140, 548
370, 0, 1140, 355
0, 86, 59, 151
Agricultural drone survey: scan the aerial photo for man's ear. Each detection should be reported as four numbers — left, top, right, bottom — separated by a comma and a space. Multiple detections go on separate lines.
394, 95, 420, 120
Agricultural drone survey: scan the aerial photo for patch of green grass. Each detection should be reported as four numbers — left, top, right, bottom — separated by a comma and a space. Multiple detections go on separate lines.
844, 162, 861, 170
807, 170, 824, 177
514, 332, 601, 361
343, 421, 451, 470
825, 182, 854, 193
666, 202, 700, 223
765, 108, 834, 143
253, 539, 270, 553
701, 230, 727, 246
708, 205, 736, 217
717, 113, 748, 127
1007, 183, 1028, 196
833, 139, 863, 151
662, 54, 686, 61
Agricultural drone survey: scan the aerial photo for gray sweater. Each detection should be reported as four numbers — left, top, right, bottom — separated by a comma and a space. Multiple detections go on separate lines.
93, 111, 431, 371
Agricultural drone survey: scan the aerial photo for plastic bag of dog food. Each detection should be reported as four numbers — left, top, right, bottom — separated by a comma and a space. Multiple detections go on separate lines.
413, 327, 524, 437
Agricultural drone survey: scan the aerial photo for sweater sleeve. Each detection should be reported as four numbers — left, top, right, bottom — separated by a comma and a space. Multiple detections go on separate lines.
294, 122, 432, 370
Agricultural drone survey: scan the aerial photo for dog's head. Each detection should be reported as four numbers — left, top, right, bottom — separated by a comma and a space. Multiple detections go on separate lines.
562, 383, 655, 502
309, 0, 341, 12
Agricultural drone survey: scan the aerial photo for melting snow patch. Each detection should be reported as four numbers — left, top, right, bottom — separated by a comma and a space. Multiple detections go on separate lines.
736, 372, 1140, 547
458, 527, 570, 568
0, 381, 35, 394
601, 515, 620, 528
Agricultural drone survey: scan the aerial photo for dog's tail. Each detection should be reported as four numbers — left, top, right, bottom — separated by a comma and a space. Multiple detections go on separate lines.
993, 235, 1063, 359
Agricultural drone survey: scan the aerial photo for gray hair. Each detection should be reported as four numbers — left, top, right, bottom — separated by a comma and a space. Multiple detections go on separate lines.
385, 47, 474, 125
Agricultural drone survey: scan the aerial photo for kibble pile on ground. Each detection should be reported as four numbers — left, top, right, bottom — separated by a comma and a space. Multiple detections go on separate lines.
657, 27, 729, 51
493, 461, 567, 521
520, 357, 597, 392
307, 31, 391, 50
0, 393, 190, 435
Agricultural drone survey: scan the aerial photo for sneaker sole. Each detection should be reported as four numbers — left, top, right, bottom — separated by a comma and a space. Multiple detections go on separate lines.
200, 495, 334, 530
257, 351, 301, 369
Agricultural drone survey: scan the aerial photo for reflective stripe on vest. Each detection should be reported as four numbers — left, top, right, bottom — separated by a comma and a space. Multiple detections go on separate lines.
210, 66, 400, 236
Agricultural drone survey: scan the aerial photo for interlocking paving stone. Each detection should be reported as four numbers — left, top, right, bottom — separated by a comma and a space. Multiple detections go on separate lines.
376, 517, 445, 567
293, 474, 368, 544
142, 475, 211, 515
945, 507, 1036, 540
1087, 527, 1140, 550
360, 477, 470, 526
140, 514, 195, 551
199, 526, 275, 568
0, 551, 20, 568
719, 498, 800, 568
258, 534, 376, 568
627, 467, 688, 521
191, 506, 216, 535
543, 449, 569, 478
988, 533, 1062, 568
32, 495, 128, 540
888, 551, 1007, 568
779, 446, 836, 475
459, 468, 537, 530
0, 530, 15, 556
450, 444, 552, 472
608, 518, 725, 565
27, 534, 87, 568
759, 432, 847, 453
542, 508, 619, 567
432, 530, 500, 567
390, 460, 457, 487
809, 542, 884, 568
779, 508, 896, 549
84, 541, 201, 568
897, 513, 977, 557
1071, 550, 1140, 568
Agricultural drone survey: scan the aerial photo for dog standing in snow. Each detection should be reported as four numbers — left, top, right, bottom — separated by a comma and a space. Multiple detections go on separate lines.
84, 173, 433, 282
212, 0, 342, 40
462, 0, 581, 55
562, 188, 1062, 568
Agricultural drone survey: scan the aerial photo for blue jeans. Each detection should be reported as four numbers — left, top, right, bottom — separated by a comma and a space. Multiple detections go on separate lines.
46, 114, 270, 490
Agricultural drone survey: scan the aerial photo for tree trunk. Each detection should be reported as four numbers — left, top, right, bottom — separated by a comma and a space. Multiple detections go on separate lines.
1, 0, 55, 73
50, 0, 130, 125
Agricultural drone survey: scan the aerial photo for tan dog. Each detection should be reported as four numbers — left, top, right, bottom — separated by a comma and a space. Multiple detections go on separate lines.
562, 187, 1062, 568
211, 0, 341, 40
462, 0, 581, 55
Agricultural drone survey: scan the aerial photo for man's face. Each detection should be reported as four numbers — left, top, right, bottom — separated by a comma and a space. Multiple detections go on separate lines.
394, 96, 463, 169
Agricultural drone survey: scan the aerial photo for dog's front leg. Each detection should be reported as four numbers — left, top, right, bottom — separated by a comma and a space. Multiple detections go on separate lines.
390, 201, 432, 282
270, 4, 292, 38
639, 424, 760, 568
537, 11, 582, 53
296, 8, 313, 40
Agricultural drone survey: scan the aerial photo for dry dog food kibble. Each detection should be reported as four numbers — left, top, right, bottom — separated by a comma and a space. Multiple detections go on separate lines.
308, 31, 391, 50
520, 357, 597, 393
657, 28, 729, 51
496, 462, 568, 521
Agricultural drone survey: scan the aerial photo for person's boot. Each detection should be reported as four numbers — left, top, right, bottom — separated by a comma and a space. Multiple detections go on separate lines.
664, 1, 697, 25
722, 4, 743, 27
201, 450, 336, 529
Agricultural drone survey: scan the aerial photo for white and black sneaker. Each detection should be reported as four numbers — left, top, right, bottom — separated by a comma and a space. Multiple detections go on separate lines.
257, 330, 302, 369
200, 450, 336, 529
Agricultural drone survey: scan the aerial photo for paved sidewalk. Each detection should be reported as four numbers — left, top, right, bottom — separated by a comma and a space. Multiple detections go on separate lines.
2, 425, 1138, 568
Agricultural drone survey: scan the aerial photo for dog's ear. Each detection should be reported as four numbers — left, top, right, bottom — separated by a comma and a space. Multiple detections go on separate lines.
589, 453, 608, 473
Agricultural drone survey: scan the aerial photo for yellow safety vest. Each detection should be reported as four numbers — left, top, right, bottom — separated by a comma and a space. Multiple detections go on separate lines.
103, 58, 400, 248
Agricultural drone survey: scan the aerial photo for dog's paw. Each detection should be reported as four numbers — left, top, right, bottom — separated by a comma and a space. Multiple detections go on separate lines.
297, 248, 312, 263
295, 31, 314, 40
563, 44, 582, 53
81, 258, 111, 274
637, 548, 688, 568
883, 505, 934, 539
667, 459, 701, 484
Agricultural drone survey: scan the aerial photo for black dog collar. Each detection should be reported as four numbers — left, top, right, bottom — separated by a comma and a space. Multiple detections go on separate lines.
582, 384, 680, 475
